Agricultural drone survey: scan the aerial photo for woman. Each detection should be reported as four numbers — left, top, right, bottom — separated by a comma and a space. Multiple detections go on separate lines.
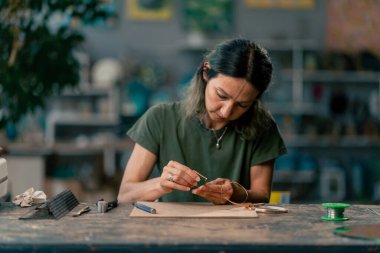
118, 38, 287, 204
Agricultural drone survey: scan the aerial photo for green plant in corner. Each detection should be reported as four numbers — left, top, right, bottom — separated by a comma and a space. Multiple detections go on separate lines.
0, 0, 116, 129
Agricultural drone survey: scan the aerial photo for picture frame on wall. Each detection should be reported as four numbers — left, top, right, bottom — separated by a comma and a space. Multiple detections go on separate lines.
126, 0, 173, 21
182, 0, 233, 35
244, 0, 315, 9
49, 0, 118, 29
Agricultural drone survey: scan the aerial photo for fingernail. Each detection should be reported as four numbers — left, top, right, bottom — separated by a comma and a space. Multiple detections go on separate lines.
196, 177, 200, 182
187, 187, 191, 191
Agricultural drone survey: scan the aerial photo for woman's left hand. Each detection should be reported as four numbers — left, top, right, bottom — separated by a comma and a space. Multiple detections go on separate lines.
192, 178, 233, 204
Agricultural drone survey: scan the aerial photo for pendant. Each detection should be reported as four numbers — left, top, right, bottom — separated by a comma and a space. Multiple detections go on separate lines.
216, 143, 220, 149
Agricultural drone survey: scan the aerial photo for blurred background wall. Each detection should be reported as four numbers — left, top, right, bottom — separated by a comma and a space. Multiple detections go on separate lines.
82, 1, 325, 68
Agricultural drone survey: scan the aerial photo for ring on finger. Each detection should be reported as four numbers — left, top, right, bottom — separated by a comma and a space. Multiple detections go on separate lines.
167, 174, 174, 182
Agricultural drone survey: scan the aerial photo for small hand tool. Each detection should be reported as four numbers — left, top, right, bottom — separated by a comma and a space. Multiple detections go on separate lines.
134, 202, 157, 214
97, 199, 118, 213
72, 205, 91, 217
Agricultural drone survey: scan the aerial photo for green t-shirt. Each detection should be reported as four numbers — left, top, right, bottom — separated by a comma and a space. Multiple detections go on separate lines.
127, 102, 287, 202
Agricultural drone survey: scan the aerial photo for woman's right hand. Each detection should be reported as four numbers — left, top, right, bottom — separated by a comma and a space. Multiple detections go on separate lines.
159, 160, 201, 193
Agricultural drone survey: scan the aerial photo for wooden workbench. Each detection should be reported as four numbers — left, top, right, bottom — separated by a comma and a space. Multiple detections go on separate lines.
0, 203, 380, 252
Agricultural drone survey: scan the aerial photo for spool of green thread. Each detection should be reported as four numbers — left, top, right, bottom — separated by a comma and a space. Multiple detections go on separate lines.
321, 203, 351, 221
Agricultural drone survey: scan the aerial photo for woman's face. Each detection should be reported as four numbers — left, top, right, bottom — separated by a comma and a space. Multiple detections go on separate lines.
204, 72, 259, 130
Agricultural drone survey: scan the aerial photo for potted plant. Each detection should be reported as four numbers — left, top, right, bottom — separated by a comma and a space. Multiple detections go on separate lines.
0, 0, 116, 133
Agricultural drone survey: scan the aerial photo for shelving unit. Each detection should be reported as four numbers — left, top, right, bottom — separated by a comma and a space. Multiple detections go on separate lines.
268, 44, 380, 116
32, 86, 125, 199
46, 87, 120, 145
266, 43, 380, 203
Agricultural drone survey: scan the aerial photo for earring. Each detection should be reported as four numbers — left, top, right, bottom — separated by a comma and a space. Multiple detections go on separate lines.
202, 69, 208, 81
203, 61, 209, 71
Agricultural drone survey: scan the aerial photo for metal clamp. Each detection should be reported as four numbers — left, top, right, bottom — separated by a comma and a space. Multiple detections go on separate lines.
96, 199, 118, 213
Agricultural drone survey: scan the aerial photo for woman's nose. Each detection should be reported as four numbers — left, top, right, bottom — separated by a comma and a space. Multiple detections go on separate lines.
220, 101, 234, 118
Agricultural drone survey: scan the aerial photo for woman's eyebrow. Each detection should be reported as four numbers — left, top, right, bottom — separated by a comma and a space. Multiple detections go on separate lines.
216, 87, 254, 104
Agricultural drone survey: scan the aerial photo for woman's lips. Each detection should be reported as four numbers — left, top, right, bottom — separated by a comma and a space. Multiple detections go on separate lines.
214, 113, 227, 121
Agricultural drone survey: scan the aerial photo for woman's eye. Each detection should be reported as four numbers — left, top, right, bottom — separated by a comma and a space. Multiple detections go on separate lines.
239, 104, 249, 108
217, 93, 227, 99
237, 102, 251, 108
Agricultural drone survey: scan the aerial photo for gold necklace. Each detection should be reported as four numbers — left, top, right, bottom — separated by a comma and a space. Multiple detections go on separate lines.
212, 127, 228, 150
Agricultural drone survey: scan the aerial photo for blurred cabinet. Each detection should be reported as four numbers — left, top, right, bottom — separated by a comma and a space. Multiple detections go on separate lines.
5, 139, 133, 200
266, 43, 380, 117
6, 155, 45, 198
266, 43, 380, 203
46, 87, 120, 145
39, 85, 127, 199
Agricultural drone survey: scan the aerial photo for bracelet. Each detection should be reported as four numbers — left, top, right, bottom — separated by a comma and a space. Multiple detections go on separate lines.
231, 181, 249, 203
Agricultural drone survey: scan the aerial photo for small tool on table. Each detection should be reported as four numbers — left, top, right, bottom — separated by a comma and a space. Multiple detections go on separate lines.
72, 205, 91, 217
19, 189, 79, 220
97, 199, 118, 213
133, 202, 157, 214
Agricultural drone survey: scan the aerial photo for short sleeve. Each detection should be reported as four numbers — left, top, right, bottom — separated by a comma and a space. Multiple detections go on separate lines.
251, 122, 287, 165
127, 104, 164, 155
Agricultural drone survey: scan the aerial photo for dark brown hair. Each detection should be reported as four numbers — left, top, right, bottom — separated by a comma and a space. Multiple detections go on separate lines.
183, 38, 274, 140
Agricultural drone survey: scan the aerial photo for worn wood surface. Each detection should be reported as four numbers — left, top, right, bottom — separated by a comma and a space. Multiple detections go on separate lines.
1, 203, 380, 252
130, 201, 259, 217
